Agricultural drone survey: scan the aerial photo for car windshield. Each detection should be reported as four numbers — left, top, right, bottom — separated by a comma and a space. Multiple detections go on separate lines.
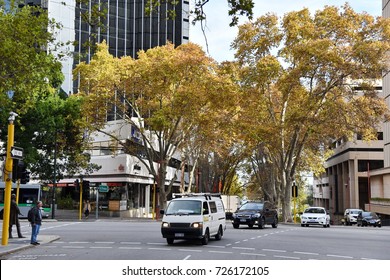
350, 210, 361, 214
304, 208, 325, 214
363, 212, 378, 219
239, 203, 263, 211
165, 200, 202, 215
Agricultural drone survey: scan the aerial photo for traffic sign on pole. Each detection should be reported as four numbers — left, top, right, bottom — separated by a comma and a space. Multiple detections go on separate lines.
10, 146, 23, 159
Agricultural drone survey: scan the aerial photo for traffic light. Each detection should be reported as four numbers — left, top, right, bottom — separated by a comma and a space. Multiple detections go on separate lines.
74, 179, 80, 192
83, 180, 90, 200
12, 160, 30, 183
292, 183, 298, 198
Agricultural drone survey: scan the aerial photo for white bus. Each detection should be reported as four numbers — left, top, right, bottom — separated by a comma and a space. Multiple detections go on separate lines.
0, 182, 51, 218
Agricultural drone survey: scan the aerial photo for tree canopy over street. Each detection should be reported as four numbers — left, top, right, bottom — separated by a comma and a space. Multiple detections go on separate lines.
233, 4, 390, 220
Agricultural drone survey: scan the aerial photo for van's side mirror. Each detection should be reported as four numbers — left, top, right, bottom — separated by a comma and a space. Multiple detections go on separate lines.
160, 209, 165, 215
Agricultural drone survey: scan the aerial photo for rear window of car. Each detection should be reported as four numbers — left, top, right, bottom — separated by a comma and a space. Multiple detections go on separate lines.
240, 203, 263, 210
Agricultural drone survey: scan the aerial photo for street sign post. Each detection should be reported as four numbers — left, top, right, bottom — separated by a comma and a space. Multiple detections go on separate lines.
10, 146, 23, 159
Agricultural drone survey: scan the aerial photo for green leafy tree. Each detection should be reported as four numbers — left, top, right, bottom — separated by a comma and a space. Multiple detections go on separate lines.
233, 4, 390, 221
0, 3, 63, 119
75, 42, 239, 210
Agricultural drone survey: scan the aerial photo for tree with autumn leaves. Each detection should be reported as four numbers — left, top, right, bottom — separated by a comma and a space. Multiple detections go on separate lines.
75, 42, 239, 210
75, 4, 390, 220
233, 4, 390, 221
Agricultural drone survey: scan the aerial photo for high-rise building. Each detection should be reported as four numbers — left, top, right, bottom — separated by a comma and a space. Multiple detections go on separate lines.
22, 0, 189, 94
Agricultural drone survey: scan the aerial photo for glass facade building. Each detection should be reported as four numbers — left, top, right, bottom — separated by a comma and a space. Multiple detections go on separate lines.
20, 0, 189, 94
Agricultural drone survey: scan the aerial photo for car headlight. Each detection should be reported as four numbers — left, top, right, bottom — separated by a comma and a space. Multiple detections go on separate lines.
253, 213, 261, 218
232, 213, 237, 218
301, 216, 307, 220
162, 222, 170, 228
191, 222, 203, 228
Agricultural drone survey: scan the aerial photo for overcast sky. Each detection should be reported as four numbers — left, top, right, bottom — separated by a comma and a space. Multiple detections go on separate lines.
189, 0, 382, 62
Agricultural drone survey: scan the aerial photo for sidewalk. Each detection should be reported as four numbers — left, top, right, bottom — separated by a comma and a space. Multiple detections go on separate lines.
0, 234, 60, 257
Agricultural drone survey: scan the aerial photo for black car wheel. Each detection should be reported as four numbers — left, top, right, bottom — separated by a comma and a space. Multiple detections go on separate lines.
215, 226, 223, 240
272, 216, 278, 228
258, 217, 265, 229
166, 238, 174, 245
201, 229, 209, 245
233, 223, 239, 229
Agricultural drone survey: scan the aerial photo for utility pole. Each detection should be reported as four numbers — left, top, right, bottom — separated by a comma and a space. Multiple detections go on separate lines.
2, 112, 18, 246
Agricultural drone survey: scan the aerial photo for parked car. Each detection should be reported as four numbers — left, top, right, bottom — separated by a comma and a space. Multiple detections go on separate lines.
300, 207, 330, 228
232, 201, 278, 229
344, 208, 363, 225
357, 211, 382, 227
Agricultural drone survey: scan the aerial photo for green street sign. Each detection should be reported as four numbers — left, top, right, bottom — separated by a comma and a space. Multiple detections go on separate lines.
99, 185, 109, 193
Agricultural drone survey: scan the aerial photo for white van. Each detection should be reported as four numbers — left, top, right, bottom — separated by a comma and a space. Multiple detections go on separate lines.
160, 193, 226, 245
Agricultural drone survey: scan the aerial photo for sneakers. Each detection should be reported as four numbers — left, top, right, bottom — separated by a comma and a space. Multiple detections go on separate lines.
30, 242, 40, 245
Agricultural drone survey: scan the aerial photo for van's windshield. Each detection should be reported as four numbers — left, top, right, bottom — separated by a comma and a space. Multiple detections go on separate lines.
165, 200, 202, 215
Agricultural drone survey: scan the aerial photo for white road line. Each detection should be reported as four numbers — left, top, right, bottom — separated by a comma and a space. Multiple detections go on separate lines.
232, 247, 255, 251
208, 250, 233, 254
326, 254, 353, 259
262, 249, 286, 253
120, 242, 141, 245
90, 246, 113, 249
118, 247, 142, 250
240, 252, 266, 257
146, 242, 166, 245
274, 255, 300, 260
183, 255, 191, 260
293, 251, 319, 256
148, 248, 171, 251
205, 245, 226, 248
178, 249, 202, 252
62, 246, 85, 249
69, 241, 90, 244
243, 239, 249, 242
94, 241, 115, 244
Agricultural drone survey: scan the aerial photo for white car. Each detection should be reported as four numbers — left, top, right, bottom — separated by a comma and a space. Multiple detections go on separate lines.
344, 208, 362, 225
300, 207, 330, 228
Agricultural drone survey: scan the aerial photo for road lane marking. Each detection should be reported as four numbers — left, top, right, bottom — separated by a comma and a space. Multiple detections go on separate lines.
69, 241, 90, 244
146, 242, 166, 245
232, 247, 255, 251
262, 249, 286, 253
240, 252, 266, 257
208, 250, 233, 254
62, 246, 85, 249
205, 245, 225, 248
94, 241, 115, 244
183, 255, 191, 260
178, 249, 203, 252
293, 251, 319, 256
90, 246, 113, 249
326, 254, 353, 259
274, 255, 300, 259
118, 247, 142, 250
120, 242, 141, 245
148, 248, 171, 251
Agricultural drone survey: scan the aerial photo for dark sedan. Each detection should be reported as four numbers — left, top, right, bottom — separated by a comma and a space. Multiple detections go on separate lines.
357, 211, 382, 227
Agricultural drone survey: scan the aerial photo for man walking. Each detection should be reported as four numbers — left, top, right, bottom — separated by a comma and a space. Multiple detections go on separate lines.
30, 200, 43, 245
9, 194, 25, 238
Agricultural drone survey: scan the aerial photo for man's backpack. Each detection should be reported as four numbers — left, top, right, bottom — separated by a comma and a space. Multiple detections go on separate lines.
27, 208, 34, 222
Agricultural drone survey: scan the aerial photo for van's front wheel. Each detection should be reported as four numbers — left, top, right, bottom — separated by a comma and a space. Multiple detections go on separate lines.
201, 229, 210, 245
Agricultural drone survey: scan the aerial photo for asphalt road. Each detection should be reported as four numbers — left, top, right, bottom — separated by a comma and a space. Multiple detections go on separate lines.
2, 220, 390, 260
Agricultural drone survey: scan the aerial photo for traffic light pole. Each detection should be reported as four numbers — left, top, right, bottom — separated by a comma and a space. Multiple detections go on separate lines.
2, 113, 17, 246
